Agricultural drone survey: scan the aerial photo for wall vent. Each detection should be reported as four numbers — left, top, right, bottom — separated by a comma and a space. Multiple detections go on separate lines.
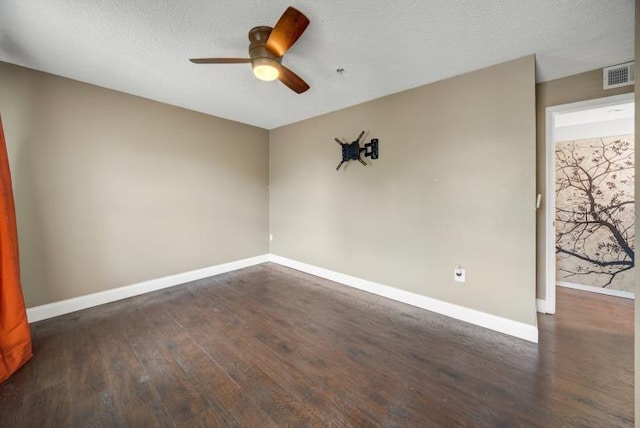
603, 62, 634, 89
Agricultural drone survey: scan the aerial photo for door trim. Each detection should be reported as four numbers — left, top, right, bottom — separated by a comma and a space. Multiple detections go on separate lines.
544, 92, 635, 314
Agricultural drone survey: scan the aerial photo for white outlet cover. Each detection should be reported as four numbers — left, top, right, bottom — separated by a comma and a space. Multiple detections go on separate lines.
454, 267, 466, 283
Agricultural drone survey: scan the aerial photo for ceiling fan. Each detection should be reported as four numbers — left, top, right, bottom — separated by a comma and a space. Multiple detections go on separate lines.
190, 6, 310, 94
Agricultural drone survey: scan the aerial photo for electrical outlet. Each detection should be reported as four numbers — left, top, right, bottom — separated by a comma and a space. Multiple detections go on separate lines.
269, 234, 273, 242
454, 266, 466, 283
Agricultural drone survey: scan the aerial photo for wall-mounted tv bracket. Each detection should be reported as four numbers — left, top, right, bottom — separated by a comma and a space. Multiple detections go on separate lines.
334, 131, 379, 170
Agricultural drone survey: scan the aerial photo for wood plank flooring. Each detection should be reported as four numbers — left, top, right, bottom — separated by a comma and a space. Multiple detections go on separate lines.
0, 263, 634, 427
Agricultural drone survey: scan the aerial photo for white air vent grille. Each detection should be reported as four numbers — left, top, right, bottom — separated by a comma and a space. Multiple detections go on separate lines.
603, 62, 634, 89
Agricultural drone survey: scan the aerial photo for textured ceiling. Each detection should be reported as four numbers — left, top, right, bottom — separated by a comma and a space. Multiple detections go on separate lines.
0, 0, 634, 129
556, 102, 635, 127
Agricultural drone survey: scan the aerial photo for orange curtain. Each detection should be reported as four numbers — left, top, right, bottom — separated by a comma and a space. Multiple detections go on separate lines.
0, 115, 32, 383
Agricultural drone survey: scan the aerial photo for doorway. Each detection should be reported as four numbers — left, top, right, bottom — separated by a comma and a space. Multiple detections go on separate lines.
545, 93, 635, 313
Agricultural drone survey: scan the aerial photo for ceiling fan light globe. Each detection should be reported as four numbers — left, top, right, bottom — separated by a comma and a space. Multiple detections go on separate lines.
252, 58, 280, 81
253, 65, 279, 81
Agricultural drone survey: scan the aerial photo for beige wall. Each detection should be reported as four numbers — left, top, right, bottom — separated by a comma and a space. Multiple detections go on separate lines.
0, 62, 269, 307
535, 70, 633, 300
270, 56, 538, 326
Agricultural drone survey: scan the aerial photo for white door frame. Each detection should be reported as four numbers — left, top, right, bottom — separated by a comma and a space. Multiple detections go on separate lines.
544, 92, 634, 314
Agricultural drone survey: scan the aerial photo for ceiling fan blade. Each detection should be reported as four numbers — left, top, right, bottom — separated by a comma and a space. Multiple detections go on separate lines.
189, 58, 251, 64
278, 65, 310, 94
266, 7, 309, 57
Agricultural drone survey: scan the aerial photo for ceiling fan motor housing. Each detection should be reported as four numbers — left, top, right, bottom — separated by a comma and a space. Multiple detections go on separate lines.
248, 26, 282, 64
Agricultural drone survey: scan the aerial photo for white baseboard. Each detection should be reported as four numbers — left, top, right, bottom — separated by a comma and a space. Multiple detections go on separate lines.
268, 254, 539, 343
27, 253, 540, 343
26, 254, 270, 323
557, 281, 635, 299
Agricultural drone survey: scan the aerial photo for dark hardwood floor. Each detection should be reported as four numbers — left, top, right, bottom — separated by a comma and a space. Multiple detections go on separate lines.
0, 263, 634, 427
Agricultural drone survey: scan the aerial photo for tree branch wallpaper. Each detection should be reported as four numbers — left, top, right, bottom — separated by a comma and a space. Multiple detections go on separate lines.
555, 135, 635, 292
